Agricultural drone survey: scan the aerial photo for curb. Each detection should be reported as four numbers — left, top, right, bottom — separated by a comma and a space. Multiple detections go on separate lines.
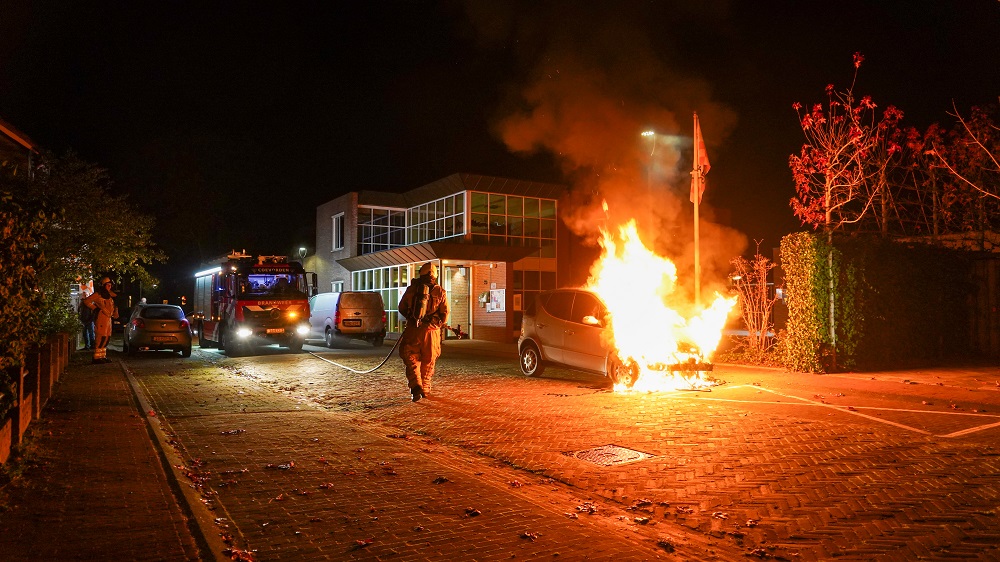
120, 360, 232, 561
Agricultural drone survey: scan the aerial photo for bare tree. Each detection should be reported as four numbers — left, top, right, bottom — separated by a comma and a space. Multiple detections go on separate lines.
730, 242, 779, 362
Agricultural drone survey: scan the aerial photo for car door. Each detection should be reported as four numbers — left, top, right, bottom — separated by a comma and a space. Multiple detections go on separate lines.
534, 290, 575, 363
561, 291, 609, 372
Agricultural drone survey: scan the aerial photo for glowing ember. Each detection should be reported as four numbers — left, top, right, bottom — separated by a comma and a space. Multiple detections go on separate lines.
584, 219, 736, 392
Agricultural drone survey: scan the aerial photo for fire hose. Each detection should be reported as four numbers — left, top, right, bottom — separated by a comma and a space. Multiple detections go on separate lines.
307, 336, 403, 374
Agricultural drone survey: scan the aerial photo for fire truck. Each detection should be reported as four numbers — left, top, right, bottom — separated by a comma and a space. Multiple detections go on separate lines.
192, 251, 317, 356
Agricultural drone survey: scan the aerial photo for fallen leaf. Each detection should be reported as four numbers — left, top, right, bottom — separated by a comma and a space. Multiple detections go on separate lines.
634, 517, 650, 524
354, 537, 374, 548
464, 507, 481, 517
509, 480, 522, 488
521, 531, 538, 541
432, 476, 449, 484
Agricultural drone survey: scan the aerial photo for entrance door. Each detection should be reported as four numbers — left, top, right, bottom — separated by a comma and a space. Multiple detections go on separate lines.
442, 266, 470, 338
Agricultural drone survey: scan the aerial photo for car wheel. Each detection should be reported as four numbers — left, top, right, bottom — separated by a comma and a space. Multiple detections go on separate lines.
607, 355, 640, 388
288, 338, 303, 352
373, 336, 384, 347
519, 342, 545, 377
181, 345, 192, 358
222, 329, 242, 357
324, 328, 334, 348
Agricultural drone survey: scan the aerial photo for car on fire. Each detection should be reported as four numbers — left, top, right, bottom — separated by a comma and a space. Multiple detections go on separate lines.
518, 288, 711, 388
123, 304, 193, 357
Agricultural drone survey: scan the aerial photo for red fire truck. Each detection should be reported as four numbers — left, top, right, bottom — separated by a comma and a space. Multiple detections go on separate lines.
192, 251, 317, 356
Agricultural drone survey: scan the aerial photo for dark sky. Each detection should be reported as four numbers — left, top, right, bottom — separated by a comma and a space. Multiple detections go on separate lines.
2, 1, 999, 295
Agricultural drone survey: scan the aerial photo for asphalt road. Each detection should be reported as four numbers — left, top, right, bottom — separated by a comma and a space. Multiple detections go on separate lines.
118, 339, 1000, 560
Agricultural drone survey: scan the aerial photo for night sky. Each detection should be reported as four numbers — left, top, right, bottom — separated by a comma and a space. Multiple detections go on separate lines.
2, 1, 999, 298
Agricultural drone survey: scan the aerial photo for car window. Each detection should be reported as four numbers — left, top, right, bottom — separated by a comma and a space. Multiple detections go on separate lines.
570, 292, 605, 324
542, 291, 574, 321
141, 307, 184, 320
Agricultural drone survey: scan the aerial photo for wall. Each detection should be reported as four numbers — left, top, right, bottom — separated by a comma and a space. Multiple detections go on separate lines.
472, 262, 512, 342
315, 193, 358, 292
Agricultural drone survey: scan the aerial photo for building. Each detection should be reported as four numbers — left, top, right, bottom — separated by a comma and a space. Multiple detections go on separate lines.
315, 173, 593, 343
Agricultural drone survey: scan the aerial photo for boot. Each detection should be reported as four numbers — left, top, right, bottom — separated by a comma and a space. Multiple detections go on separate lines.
411, 386, 423, 402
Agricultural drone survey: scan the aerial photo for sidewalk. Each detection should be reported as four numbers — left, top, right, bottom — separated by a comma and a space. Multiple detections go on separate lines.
0, 349, 203, 561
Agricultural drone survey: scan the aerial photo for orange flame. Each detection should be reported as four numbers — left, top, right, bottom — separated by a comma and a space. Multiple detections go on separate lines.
584, 219, 737, 392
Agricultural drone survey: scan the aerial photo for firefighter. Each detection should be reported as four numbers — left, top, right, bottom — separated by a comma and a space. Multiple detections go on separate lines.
83, 276, 119, 364
397, 262, 448, 401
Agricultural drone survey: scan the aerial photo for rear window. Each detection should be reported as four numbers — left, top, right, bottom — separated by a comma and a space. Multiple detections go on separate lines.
141, 306, 184, 320
340, 292, 383, 308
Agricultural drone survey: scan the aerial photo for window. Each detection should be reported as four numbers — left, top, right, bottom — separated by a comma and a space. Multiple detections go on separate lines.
332, 213, 344, 251
332, 281, 344, 293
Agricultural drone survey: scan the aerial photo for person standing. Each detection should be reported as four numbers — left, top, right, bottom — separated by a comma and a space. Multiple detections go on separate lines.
83, 276, 118, 364
397, 262, 448, 401
78, 291, 96, 350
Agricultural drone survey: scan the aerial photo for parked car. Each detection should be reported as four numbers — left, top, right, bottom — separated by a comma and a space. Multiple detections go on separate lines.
123, 304, 193, 357
518, 288, 638, 385
518, 288, 713, 388
308, 291, 387, 347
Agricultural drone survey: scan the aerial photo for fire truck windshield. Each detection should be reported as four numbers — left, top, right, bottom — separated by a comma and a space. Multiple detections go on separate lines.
238, 273, 307, 299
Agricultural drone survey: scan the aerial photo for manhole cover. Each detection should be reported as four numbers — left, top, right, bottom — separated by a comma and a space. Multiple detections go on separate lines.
566, 444, 654, 467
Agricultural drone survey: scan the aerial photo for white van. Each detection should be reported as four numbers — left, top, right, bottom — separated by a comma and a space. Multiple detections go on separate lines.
308, 291, 387, 347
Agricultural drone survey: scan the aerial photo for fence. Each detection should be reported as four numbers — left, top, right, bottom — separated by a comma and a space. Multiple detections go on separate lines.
0, 333, 70, 464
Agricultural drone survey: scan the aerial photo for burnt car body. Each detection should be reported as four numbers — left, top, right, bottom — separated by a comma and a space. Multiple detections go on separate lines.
517, 288, 710, 387
123, 304, 193, 357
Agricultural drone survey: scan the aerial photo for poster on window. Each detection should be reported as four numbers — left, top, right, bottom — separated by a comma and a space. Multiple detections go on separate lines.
489, 289, 505, 312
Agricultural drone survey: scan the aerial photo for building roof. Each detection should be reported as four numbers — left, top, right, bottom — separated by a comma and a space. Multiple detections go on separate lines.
0, 115, 40, 152
337, 241, 538, 271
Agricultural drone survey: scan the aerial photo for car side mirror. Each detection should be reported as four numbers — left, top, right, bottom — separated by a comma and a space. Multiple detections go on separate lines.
582, 315, 601, 326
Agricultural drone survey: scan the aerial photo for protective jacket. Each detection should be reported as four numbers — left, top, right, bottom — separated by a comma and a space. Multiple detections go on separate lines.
397, 277, 448, 393
84, 287, 118, 337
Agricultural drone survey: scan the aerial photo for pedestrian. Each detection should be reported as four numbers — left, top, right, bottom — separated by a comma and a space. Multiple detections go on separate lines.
78, 292, 97, 350
83, 276, 119, 364
397, 262, 448, 401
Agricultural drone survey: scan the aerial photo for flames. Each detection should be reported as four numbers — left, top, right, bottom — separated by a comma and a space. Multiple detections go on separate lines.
584, 219, 736, 392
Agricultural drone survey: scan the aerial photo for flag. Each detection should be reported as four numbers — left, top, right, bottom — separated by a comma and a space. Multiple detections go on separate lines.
690, 112, 711, 204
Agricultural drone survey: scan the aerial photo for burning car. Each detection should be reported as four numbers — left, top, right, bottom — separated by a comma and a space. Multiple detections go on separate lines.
518, 288, 714, 389
518, 219, 735, 392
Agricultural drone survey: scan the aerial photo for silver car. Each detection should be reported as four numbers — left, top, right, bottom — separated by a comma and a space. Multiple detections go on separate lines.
517, 288, 639, 386
517, 288, 712, 388
123, 304, 193, 357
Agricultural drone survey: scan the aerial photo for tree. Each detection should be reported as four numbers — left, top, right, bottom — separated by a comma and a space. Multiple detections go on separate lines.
1, 151, 166, 334
729, 243, 779, 363
788, 53, 903, 369
789, 53, 904, 233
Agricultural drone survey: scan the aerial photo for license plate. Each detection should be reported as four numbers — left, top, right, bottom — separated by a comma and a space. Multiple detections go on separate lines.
266, 328, 284, 334
152, 336, 175, 342
342, 319, 361, 327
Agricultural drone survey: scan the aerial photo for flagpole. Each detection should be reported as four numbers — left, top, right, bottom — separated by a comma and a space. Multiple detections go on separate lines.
693, 112, 702, 308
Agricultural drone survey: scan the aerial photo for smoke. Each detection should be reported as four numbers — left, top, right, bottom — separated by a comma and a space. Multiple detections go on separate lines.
461, 1, 747, 290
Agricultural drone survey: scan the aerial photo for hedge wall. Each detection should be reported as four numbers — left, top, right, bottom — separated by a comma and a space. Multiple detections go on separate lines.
780, 233, 972, 372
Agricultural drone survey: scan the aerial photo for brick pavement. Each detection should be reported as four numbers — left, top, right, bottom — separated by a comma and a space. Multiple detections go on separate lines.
0, 349, 202, 561
6, 339, 1000, 561
131, 348, 727, 560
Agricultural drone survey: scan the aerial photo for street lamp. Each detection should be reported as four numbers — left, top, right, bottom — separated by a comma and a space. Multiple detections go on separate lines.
298, 247, 307, 259
641, 130, 657, 192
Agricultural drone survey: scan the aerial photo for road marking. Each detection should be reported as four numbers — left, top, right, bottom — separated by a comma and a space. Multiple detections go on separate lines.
689, 385, 1000, 437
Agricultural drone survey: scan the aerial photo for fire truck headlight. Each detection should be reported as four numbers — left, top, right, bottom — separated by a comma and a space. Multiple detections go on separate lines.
287, 311, 298, 320
296, 324, 309, 335
237, 327, 253, 339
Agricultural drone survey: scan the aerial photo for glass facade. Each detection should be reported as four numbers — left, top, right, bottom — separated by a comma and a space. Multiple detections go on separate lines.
407, 192, 466, 245
356, 206, 406, 255
351, 264, 411, 333
469, 191, 557, 258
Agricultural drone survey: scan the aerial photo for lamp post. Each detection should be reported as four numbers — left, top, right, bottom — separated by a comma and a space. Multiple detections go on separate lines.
641, 130, 656, 193
298, 247, 307, 260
